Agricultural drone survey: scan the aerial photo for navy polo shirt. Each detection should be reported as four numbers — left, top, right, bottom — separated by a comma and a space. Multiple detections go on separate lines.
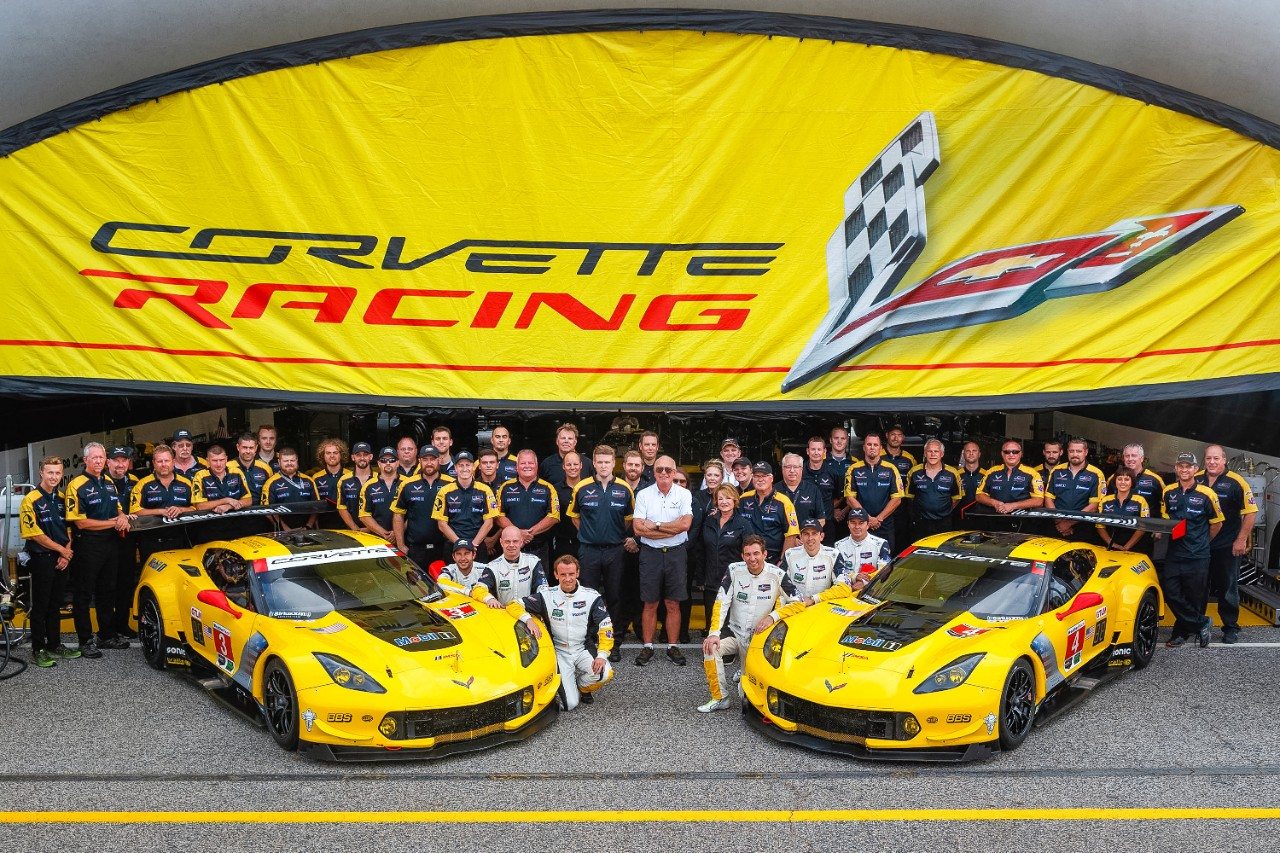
803, 464, 841, 524
336, 471, 370, 514
905, 464, 962, 521
192, 470, 249, 504
1096, 494, 1150, 531
262, 472, 319, 505
845, 460, 905, 517
737, 489, 800, 556
229, 458, 273, 504
65, 472, 123, 523
432, 481, 499, 541
776, 479, 827, 529
311, 468, 347, 505
958, 465, 985, 503
884, 450, 917, 482
131, 474, 194, 511
1046, 464, 1106, 512
20, 486, 69, 548
1161, 483, 1224, 561
979, 465, 1045, 503
392, 473, 454, 544
1197, 470, 1258, 551
496, 454, 518, 483
358, 476, 404, 531
498, 478, 560, 542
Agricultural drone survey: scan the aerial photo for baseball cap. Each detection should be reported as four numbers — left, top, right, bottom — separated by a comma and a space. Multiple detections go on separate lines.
721, 438, 741, 449
377, 446, 397, 461
752, 461, 773, 475
799, 519, 823, 532
172, 429, 193, 442
107, 446, 132, 459
351, 442, 373, 455
454, 451, 475, 463
418, 445, 440, 458
847, 507, 869, 522
732, 457, 753, 469
452, 538, 476, 553
1176, 452, 1198, 466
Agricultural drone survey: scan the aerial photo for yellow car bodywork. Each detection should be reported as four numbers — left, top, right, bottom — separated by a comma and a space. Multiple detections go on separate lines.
134, 528, 560, 760
742, 530, 1164, 761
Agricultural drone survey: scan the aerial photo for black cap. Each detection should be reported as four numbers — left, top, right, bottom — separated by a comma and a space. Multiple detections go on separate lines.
454, 451, 475, 463
732, 457, 753, 469
847, 507, 869, 522
752, 461, 773, 475
452, 538, 476, 553
799, 519, 823, 532
107, 446, 132, 459
721, 438, 740, 449
1176, 452, 1198, 465
377, 446, 397, 461
418, 445, 440, 458
351, 442, 373, 455
172, 429, 193, 442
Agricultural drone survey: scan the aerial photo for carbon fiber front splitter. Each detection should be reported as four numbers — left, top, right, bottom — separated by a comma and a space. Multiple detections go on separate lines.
742, 703, 997, 762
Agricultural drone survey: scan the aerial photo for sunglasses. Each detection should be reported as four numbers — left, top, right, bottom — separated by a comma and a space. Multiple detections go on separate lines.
655, 466, 678, 473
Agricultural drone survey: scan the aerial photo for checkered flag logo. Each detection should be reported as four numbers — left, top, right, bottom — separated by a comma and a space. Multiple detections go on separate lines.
782, 113, 1242, 392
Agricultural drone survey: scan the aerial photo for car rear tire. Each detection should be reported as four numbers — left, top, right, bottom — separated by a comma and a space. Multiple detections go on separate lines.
1131, 588, 1159, 670
138, 590, 166, 671
998, 659, 1036, 751
263, 659, 300, 751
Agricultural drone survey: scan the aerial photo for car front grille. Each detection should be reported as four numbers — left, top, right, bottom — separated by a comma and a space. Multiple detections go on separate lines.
773, 690, 905, 742
402, 689, 526, 742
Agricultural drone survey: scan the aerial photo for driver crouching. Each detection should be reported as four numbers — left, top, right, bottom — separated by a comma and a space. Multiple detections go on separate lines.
513, 555, 614, 710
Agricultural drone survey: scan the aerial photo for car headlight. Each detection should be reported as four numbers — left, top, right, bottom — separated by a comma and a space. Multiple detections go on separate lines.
313, 652, 387, 694
514, 620, 539, 668
763, 620, 787, 669
913, 653, 985, 694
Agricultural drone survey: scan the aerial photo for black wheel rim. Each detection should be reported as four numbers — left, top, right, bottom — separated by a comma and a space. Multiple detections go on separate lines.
1003, 667, 1035, 737
139, 597, 162, 661
264, 668, 295, 738
1134, 596, 1158, 661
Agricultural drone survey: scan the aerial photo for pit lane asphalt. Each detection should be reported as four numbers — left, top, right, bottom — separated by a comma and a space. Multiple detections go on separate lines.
3, 628, 1278, 852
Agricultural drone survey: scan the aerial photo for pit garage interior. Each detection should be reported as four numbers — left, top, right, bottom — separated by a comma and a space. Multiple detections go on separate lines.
3, 2, 1280, 844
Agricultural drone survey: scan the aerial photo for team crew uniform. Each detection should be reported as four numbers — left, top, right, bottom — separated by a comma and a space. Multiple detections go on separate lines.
310, 467, 348, 529
497, 477, 560, 568
776, 479, 828, 534
845, 461, 906, 551
520, 585, 615, 710
568, 478, 634, 632
736, 490, 800, 565
130, 473, 194, 566
64, 470, 125, 649
19, 485, 72, 657
391, 473, 455, 569
229, 458, 274, 505
1096, 493, 1151, 544
335, 471, 371, 530
173, 458, 207, 480
432, 481, 500, 545
1160, 481, 1225, 643
1196, 468, 1258, 639
704, 562, 797, 702
358, 476, 404, 534
1046, 462, 1107, 541
904, 464, 962, 538
803, 463, 842, 544
261, 470, 319, 530
103, 466, 140, 636
496, 454, 518, 484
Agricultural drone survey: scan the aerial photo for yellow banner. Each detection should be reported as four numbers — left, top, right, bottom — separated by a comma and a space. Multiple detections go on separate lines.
1, 30, 1278, 406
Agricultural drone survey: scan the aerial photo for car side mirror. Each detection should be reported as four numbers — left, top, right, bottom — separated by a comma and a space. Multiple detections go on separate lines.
1055, 590, 1104, 621
197, 588, 243, 620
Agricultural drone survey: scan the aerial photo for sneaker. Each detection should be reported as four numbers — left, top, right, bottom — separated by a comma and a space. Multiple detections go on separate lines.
635, 646, 655, 666
51, 645, 82, 660
666, 646, 688, 666
78, 640, 103, 659
118, 628, 139, 640
1198, 622, 1212, 648
697, 697, 732, 713
608, 647, 621, 663
1222, 629, 1239, 645
32, 649, 57, 668
578, 691, 595, 705
98, 635, 130, 650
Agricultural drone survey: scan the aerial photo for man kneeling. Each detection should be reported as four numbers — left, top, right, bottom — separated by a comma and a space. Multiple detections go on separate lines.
517, 554, 615, 710
699, 534, 797, 713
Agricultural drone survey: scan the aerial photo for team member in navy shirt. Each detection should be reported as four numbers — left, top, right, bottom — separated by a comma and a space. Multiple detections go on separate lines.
131, 444, 197, 567
976, 440, 1045, 514
489, 424, 519, 483
777, 453, 827, 533
1096, 467, 1150, 552
392, 446, 455, 569
358, 447, 404, 540
497, 449, 561, 568
261, 448, 319, 530
1160, 452, 1224, 648
20, 456, 79, 667
1045, 438, 1106, 541
65, 442, 131, 658
802, 437, 841, 545
102, 446, 141, 640
1198, 444, 1258, 644
905, 439, 961, 538
310, 438, 349, 529
336, 442, 374, 532
568, 444, 635, 662
845, 433, 906, 552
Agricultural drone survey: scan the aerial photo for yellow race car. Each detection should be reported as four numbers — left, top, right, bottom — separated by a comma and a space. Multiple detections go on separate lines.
134, 526, 560, 760
743, 517, 1170, 761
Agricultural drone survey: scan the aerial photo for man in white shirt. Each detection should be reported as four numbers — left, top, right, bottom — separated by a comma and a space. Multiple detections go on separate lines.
631, 455, 693, 667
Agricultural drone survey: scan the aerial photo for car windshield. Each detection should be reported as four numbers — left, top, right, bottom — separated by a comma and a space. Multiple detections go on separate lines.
254, 554, 443, 620
860, 548, 1046, 620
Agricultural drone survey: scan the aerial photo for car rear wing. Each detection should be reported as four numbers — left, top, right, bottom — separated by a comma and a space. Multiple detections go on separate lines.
961, 505, 1184, 538
129, 501, 333, 532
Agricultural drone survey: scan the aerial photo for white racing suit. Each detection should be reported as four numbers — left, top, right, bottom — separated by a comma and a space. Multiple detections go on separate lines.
781, 544, 851, 603
704, 562, 797, 701
438, 561, 497, 600
521, 584, 615, 710
833, 533, 891, 592
482, 552, 548, 606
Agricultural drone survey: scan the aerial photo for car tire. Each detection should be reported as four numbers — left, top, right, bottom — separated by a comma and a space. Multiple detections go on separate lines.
263, 659, 300, 751
138, 589, 166, 671
998, 658, 1036, 751
1131, 588, 1160, 670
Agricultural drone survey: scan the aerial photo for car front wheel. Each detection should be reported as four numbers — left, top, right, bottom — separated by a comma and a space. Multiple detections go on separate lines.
263, 659, 300, 751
